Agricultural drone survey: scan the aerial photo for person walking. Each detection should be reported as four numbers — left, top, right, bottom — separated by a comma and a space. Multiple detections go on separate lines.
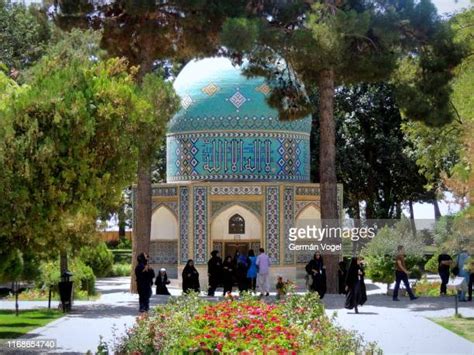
393, 245, 418, 301
467, 256, 474, 302
135, 253, 155, 312
438, 251, 452, 296
155, 268, 171, 295
182, 259, 200, 293
305, 252, 327, 299
256, 248, 271, 296
207, 250, 222, 296
338, 260, 347, 295
222, 256, 234, 295
345, 257, 367, 314
246, 249, 257, 292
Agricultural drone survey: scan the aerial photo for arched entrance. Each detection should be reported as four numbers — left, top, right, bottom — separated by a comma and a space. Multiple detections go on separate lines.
150, 205, 178, 277
210, 204, 262, 258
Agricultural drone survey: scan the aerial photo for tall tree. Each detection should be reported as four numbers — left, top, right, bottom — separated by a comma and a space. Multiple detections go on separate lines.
220, 0, 463, 291
0, 0, 51, 77
0, 30, 166, 280
52, 1, 229, 290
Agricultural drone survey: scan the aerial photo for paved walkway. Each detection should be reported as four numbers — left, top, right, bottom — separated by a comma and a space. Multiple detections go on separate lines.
1, 277, 473, 354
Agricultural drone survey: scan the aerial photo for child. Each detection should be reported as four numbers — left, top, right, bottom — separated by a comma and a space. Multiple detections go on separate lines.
155, 268, 171, 295
276, 276, 286, 300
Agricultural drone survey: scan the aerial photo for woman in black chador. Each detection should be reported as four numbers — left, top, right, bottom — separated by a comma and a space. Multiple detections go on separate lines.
305, 252, 327, 299
222, 256, 234, 295
338, 260, 347, 295
182, 259, 200, 293
345, 257, 367, 314
155, 268, 171, 295
207, 250, 222, 296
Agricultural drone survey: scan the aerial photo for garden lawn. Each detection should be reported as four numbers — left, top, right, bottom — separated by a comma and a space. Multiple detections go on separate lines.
0, 309, 63, 339
431, 316, 474, 343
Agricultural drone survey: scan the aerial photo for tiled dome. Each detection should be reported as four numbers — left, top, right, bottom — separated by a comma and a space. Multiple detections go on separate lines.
166, 57, 311, 182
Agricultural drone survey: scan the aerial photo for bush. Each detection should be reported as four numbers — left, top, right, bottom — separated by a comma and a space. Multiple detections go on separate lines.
37, 258, 96, 296
362, 218, 425, 289
79, 242, 114, 277
425, 253, 440, 274
109, 263, 131, 277
114, 293, 378, 354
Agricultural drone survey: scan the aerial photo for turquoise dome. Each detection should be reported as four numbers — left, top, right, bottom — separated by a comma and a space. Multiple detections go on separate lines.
167, 57, 311, 182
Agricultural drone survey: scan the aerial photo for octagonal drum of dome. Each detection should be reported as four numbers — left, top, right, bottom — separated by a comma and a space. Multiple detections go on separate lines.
166, 57, 312, 182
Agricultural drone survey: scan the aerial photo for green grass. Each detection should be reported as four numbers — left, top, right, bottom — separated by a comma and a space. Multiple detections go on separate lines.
0, 309, 63, 339
431, 316, 474, 343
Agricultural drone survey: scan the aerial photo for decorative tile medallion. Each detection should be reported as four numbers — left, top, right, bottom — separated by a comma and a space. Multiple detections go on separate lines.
179, 187, 189, 263
228, 90, 248, 110
181, 95, 193, 110
202, 83, 220, 96
265, 186, 280, 264
283, 187, 295, 264
256, 83, 271, 96
193, 186, 208, 264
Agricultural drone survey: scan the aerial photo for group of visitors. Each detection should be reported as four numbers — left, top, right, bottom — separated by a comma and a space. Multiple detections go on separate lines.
207, 248, 270, 297
438, 248, 473, 301
135, 252, 173, 313
136, 244, 473, 313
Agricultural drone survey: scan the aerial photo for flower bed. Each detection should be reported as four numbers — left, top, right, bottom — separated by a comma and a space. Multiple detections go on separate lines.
114, 293, 378, 354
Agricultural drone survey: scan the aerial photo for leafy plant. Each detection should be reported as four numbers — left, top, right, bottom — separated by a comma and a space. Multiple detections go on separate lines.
79, 242, 114, 278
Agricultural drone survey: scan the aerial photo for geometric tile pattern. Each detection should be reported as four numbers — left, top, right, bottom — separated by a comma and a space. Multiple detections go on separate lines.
210, 186, 262, 195
152, 187, 177, 196
167, 132, 309, 182
296, 186, 320, 196
283, 187, 295, 264
255, 83, 271, 96
193, 186, 208, 264
265, 186, 280, 264
202, 83, 220, 96
149, 241, 178, 265
179, 187, 190, 263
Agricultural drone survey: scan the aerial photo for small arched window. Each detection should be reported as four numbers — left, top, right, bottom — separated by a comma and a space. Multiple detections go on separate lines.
229, 214, 245, 234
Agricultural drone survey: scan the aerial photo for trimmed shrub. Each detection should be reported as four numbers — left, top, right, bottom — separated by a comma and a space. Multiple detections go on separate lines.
79, 242, 114, 277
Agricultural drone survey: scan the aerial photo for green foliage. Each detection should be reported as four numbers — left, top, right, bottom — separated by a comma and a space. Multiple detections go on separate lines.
37, 258, 95, 296
0, 0, 52, 73
362, 218, 425, 284
114, 293, 378, 354
425, 253, 439, 274
0, 29, 178, 276
108, 263, 131, 277
79, 242, 114, 278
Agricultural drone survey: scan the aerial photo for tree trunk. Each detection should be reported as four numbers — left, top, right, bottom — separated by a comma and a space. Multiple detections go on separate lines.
408, 200, 416, 237
60, 250, 68, 274
433, 199, 441, 220
131, 156, 152, 293
130, 61, 154, 293
318, 68, 339, 293
118, 201, 126, 243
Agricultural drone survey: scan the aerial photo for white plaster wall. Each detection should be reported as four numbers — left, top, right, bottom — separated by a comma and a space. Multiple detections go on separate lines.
151, 206, 178, 240
211, 205, 262, 240
295, 204, 321, 228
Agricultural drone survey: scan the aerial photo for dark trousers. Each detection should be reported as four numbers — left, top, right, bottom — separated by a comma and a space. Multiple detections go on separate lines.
208, 275, 219, 296
439, 271, 450, 295
138, 289, 151, 312
469, 273, 473, 301
393, 270, 415, 300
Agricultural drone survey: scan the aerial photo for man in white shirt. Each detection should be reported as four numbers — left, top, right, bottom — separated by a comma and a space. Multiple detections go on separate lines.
256, 248, 271, 296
